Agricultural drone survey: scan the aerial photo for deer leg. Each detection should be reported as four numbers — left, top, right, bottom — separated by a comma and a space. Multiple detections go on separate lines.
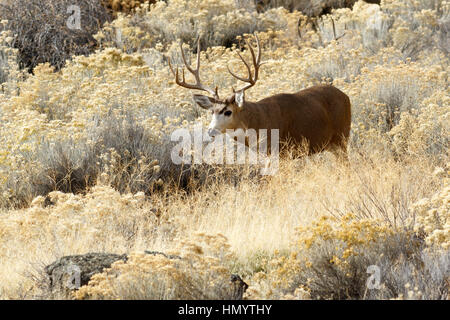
329, 134, 349, 163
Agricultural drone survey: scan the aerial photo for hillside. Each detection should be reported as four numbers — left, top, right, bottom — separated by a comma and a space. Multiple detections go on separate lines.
0, 0, 448, 300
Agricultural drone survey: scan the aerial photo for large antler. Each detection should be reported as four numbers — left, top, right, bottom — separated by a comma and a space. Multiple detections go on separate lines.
168, 40, 219, 99
227, 33, 263, 93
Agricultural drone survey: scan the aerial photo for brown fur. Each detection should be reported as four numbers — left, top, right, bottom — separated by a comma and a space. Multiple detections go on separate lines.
224, 84, 351, 155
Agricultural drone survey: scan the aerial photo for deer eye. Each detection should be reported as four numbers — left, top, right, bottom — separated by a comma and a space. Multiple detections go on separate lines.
224, 110, 232, 116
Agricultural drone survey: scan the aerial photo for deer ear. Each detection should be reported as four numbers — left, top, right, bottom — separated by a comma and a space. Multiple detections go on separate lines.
235, 90, 245, 108
193, 94, 215, 110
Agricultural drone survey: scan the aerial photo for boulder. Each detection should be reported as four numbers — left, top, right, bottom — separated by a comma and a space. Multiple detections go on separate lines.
45, 251, 248, 299
45, 252, 128, 298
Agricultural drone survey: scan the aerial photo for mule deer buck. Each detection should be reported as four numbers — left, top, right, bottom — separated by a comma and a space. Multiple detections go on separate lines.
168, 34, 351, 158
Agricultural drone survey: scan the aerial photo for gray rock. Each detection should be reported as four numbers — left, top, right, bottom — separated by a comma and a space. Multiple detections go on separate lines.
45, 251, 248, 299
45, 252, 127, 298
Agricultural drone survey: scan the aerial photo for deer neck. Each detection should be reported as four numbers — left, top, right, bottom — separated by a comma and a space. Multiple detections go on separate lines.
237, 102, 262, 131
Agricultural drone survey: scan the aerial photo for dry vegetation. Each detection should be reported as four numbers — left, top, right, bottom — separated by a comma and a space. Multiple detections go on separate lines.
0, 0, 112, 72
0, 0, 448, 299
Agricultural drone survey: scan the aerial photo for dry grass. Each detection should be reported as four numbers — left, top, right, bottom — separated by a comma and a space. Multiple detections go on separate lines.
0, 152, 447, 299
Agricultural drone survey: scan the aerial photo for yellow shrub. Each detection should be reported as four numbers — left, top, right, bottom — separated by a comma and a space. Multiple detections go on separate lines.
95, 0, 290, 52
412, 185, 450, 249
246, 214, 448, 300
102, 0, 152, 15
75, 233, 236, 299
246, 214, 395, 299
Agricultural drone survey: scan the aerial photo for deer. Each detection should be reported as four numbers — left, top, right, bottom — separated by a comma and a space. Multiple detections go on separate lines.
168, 34, 351, 159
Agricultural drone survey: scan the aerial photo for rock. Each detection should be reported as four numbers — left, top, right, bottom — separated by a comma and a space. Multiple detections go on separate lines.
45, 252, 128, 298
45, 251, 248, 299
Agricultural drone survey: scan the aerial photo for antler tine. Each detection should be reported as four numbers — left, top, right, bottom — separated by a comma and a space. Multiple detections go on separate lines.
227, 33, 263, 92
169, 39, 219, 98
227, 51, 252, 83
180, 41, 197, 76
248, 34, 262, 80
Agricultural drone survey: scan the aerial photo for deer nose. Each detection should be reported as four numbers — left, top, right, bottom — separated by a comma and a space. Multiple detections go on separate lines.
208, 128, 220, 137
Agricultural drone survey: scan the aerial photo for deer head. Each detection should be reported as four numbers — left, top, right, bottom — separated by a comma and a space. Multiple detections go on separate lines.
168, 34, 263, 137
